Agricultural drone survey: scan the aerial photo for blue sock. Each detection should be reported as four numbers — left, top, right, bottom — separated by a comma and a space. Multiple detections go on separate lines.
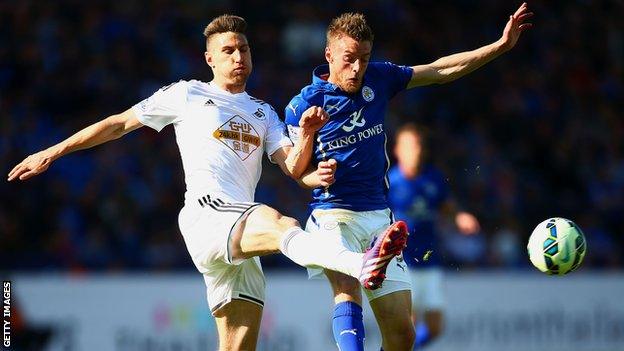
332, 301, 365, 351
414, 322, 431, 349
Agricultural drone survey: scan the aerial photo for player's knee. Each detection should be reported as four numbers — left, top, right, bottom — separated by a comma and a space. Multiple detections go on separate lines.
403, 327, 416, 348
250, 206, 300, 231
385, 323, 415, 348
329, 274, 360, 296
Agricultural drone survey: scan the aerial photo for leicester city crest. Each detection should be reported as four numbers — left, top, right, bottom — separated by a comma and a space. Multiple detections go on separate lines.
362, 86, 374, 102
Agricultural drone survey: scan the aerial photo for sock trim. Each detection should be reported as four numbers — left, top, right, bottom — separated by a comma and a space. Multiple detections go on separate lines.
333, 301, 363, 318
279, 226, 304, 255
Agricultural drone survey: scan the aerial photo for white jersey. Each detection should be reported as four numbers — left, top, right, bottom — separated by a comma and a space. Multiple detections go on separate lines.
132, 80, 293, 203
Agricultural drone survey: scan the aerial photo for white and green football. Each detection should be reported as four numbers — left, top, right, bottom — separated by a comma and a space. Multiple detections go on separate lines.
527, 217, 587, 275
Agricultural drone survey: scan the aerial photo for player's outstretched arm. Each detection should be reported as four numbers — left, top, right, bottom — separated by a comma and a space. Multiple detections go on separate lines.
408, 2, 533, 88
297, 159, 337, 189
7, 108, 143, 181
272, 106, 328, 179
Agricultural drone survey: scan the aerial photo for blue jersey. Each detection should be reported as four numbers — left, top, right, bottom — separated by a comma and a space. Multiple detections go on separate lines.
285, 62, 412, 211
387, 164, 449, 268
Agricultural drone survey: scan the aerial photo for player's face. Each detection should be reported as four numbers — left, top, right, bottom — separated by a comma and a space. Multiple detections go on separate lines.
395, 131, 422, 171
205, 32, 252, 91
326, 36, 371, 94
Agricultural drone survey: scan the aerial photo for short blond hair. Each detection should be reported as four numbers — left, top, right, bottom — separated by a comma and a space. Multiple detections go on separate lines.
203, 15, 247, 47
326, 13, 374, 45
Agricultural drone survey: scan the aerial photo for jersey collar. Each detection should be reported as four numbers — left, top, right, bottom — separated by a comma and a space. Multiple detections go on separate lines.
312, 65, 342, 92
206, 81, 249, 98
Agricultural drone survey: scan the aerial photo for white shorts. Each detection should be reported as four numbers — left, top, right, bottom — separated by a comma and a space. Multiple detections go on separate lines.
178, 194, 264, 314
410, 267, 445, 311
305, 208, 411, 301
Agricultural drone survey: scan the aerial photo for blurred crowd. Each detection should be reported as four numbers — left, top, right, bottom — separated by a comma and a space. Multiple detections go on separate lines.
1, 0, 622, 272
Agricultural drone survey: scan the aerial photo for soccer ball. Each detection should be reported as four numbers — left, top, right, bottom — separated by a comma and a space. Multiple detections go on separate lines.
527, 217, 587, 275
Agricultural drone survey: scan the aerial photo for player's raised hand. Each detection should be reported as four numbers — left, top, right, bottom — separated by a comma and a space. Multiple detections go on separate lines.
299, 106, 329, 134
7, 150, 54, 181
499, 2, 533, 51
317, 158, 337, 187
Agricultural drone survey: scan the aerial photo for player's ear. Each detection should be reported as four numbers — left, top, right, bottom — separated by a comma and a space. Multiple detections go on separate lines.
205, 51, 214, 69
325, 46, 332, 64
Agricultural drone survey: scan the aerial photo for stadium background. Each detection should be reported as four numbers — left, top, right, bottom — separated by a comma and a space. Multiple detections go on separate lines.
1, 1, 622, 350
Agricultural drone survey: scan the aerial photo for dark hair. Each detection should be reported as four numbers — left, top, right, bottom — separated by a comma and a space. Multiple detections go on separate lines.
203, 15, 247, 47
326, 12, 374, 45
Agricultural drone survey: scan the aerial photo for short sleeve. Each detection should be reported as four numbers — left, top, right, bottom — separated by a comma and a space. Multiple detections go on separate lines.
375, 62, 413, 98
132, 81, 187, 132
284, 96, 309, 144
265, 108, 293, 158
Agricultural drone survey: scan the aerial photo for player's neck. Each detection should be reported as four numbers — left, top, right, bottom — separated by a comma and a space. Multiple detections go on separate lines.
399, 164, 421, 179
211, 79, 246, 94
326, 74, 346, 92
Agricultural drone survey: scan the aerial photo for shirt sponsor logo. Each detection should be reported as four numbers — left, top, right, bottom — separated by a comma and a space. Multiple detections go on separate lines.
341, 108, 366, 132
322, 123, 384, 151
213, 115, 261, 160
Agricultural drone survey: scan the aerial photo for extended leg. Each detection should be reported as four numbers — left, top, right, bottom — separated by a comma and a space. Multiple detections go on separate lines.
230, 205, 363, 277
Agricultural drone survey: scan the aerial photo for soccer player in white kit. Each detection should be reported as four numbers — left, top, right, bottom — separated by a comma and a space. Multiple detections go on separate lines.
7, 15, 409, 351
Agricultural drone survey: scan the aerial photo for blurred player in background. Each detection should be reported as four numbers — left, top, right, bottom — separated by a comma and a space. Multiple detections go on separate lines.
7, 15, 407, 351
388, 124, 480, 349
285, 4, 531, 350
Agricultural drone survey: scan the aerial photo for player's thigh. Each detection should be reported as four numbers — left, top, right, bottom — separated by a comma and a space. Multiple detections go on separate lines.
179, 197, 261, 267
178, 198, 267, 319
214, 299, 263, 351
369, 290, 415, 348
305, 208, 381, 281
325, 269, 363, 304
231, 205, 300, 260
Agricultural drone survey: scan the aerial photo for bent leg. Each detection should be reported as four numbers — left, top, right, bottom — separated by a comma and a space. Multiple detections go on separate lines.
214, 299, 263, 351
230, 205, 294, 260
230, 205, 363, 278
370, 290, 415, 351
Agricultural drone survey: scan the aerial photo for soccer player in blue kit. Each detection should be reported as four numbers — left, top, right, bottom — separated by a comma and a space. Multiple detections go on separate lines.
388, 124, 480, 349
285, 4, 531, 351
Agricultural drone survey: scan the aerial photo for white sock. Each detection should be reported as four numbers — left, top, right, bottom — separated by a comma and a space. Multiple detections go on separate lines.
279, 227, 362, 278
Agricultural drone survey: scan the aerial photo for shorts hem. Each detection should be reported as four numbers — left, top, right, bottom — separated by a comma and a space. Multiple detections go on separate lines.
210, 292, 265, 315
